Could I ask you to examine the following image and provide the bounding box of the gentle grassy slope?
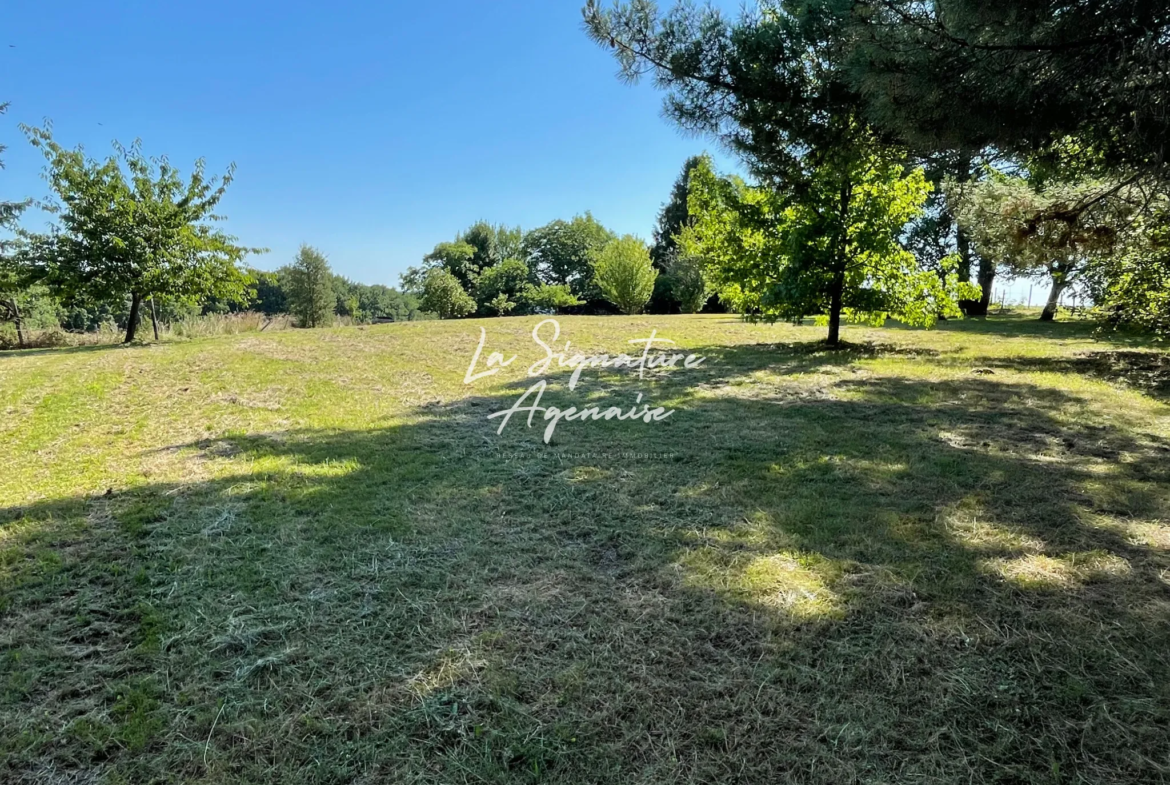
[2,314,1169,783]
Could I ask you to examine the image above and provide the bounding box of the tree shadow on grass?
[923,312,1161,347]
[968,349,1170,403]
[0,341,152,360]
[3,344,1170,783]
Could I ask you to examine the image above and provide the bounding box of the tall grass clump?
[166,311,293,338]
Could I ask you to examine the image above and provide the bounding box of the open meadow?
[2,315,1170,783]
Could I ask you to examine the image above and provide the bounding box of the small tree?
[683,155,975,341]
[419,269,476,319]
[662,250,710,314]
[21,124,259,343]
[646,156,710,313]
[284,245,335,327]
[1093,216,1170,336]
[487,293,516,316]
[593,236,658,315]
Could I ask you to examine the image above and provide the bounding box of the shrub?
[663,251,711,314]
[419,270,476,319]
[593,236,658,315]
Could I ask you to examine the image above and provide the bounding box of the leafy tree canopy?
[474,258,534,315]
[586,0,972,341]
[585,0,870,188]
[682,154,976,335]
[410,221,524,295]
[950,169,1154,320]
[651,155,707,265]
[17,124,261,342]
[1092,215,1170,336]
[521,213,615,299]
[843,0,1170,175]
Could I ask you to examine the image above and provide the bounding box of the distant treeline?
[246,267,422,323]
[0,266,423,348]
[398,162,723,321]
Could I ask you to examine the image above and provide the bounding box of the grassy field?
[2,313,1169,784]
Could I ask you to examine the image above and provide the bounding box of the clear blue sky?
[1,0,738,288]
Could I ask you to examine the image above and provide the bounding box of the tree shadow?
[3,345,1170,783]
[0,341,147,360]
[923,312,1157,346]
[968,349,1170,403]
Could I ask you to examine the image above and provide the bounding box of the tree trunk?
[9,298,25,348]
[826,178,851,347]
[125,292,142,343]
[963,257,996,316]
[1040,277,1067,322]
[952,155,982,316]
[978,259,996,314]
[827,271,844,347]
[149,296,160,341]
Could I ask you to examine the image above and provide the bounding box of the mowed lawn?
[2,314,1170,784]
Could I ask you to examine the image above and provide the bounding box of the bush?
[419,270,477,319]
[592,236,658,315]
[0,325,70,350]
[524,283,582,313]
[663,251,711,314]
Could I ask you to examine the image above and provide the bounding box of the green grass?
[2,313,1169,783]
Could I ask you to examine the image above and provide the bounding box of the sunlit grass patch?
[983,551,1134,589]
[941,504,1048,553]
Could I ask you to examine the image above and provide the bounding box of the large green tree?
[20,125,259,343]
[1092,214,1170,336]
[585,0,972,343]
[417,241,477,292]
[407,221,524,295]
[684,154,972,336]
[461,221,523,272]
[418,268,476,319]
[474,257,535,316]
[521,213,615,302]
[951,172,1147,321]
[651,155,706,266]
[649,155,708,312]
